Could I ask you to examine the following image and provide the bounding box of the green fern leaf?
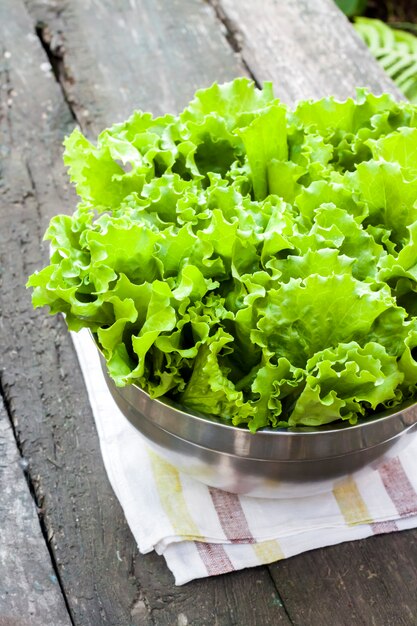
[354,17,417,103]
[334,0,367,18]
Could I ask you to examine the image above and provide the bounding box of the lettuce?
[27,78,417,431]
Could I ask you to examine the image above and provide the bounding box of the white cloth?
[72,329,417,585]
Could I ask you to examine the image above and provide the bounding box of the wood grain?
[25,0,248,132]
[0,399,71,625]
[269,533,417,626]
[0,0,143,623]
[2,1,290,625]
[133,554,291,626]
[213,0,403,104]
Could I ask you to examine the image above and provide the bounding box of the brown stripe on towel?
[209,487,256,543]
[195,542,235,576]
[371,520,399,534]
[378,456,417,517]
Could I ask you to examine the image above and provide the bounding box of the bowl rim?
[90,331,417,439]
[120,376,417,436]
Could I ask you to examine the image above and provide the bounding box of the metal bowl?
[98,351,417,498]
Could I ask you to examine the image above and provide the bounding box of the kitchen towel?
[72,328,417,585]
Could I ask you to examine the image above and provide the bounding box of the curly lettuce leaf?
[28,79,417,430]
[289,342,404,426]
[251,273,404,366]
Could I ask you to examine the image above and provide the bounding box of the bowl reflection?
[98,350,417,498]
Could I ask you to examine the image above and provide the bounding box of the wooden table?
[1,1,416,624]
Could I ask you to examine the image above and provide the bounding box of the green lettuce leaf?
[27,79,417,431]
[289,342,403,426]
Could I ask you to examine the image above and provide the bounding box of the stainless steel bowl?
[98,351,417,498]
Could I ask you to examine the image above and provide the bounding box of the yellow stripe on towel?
[333,476,373,525]
[253,539,285,564]
[148,449,201,539]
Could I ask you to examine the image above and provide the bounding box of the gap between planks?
[0,380,73,626]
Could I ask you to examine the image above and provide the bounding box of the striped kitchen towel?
[72,328,417,585]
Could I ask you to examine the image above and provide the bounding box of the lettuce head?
[27,79,417,431]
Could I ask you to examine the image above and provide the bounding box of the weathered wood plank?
[269,533,417,626]
[132,554,291,626]
[213,0,403,103]
[0,398,72,625]
[0,1,142,624]
[2,1,291,625]
[25,0,248,129]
